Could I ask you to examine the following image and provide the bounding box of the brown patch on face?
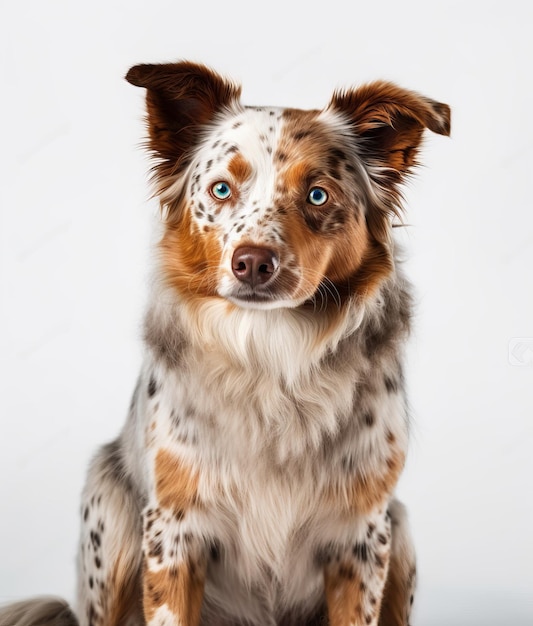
[160,206,222,300]
[227,152,252,184]
[272,107,397,307]
[347,450,405,516]
[280,209,334,292]
[324,564,366,626]
[323,220,371,283]
[154,449,199,512]
[277,173,384,306]
[271,111,363,303]
[283,160,313,192]
[345,239,394,299]
[143,559,206,624]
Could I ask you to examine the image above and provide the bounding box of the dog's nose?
[231,246,278,287]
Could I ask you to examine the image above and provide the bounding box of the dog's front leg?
[324,512,391,626]
[142,448,207,626]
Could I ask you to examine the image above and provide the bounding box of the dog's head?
[126,62,450,311]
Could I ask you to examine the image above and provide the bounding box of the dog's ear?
[329,81,450,248]
[126,61,241,186]
[329,81,450,184]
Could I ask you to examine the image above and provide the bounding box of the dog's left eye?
[211,182,232,200]
[307,187,328,206]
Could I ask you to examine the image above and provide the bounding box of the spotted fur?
[0,61,450,626]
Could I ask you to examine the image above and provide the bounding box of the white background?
[1,1,532,624]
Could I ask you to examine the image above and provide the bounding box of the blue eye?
[308,187,328,206]
[212,181,232,200]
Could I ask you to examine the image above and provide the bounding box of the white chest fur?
[125,292,409,623]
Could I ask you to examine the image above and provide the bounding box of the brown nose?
[231,246,278,287]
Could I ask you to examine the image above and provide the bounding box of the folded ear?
[329,81,450,183]
[126,61,242,187]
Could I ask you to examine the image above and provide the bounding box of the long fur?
[0,61,449,626]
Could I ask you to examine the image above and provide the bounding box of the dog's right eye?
[211,182,232,200]
[307,187,328,206]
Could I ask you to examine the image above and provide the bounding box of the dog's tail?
[0,597,77,626]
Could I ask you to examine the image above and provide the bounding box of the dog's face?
[127,62,450,311]
[161,105,374,310]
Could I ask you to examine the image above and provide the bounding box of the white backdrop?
[1,1,532,624]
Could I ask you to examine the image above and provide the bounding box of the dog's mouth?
[226,287,302,310]
[224,276,308,310]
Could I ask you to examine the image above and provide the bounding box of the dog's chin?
[225,293,306,311]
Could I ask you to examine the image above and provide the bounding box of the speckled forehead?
[193,106,285,175]
[190,106,343,175]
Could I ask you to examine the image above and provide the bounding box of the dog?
[0,61,450,626]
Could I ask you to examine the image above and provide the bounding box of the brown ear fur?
[125,61,241,188]
[329,81,450,180]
